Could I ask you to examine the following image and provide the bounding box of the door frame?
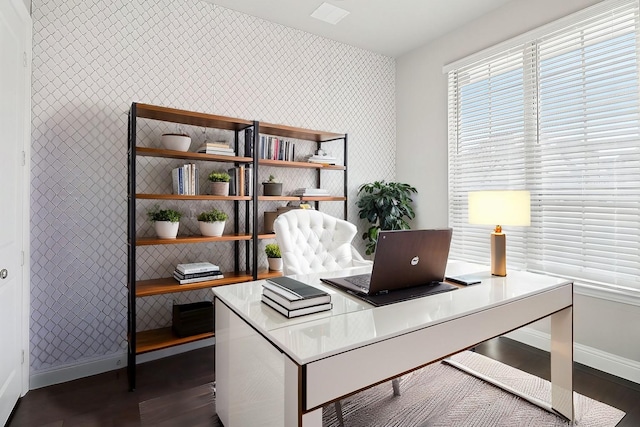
[15,0,31,396]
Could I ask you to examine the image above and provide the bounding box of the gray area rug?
[139,351,625,426]
[323,351,625,427]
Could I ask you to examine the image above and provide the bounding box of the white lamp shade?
[468,190,531,227]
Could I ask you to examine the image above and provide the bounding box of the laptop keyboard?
[343,274,371,291]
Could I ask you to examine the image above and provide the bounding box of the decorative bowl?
[161,133,191,151]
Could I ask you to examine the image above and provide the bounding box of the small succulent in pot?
[262,175,283,196]
[265,243,282,271]
[197,208,229,223]
[147,205,181,239]
[208,171,231,196]
[265,243,281,258]
[208,171,231,182]
[147,205,181,222]
[197,208,228,237]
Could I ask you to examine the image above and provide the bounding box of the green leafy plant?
[197,208,228,223]
[356,181,418,255]
[147,205,181,223]
[208,171,230,182]
[265,243,281,258]
[265,174,278,183]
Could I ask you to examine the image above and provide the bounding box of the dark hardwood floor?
[7,337,640,426]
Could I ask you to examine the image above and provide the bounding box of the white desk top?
[213,261,572,365]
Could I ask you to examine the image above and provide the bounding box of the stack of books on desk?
[173,262,224,284]
[261,276,332,318]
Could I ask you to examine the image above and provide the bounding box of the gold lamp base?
[491,232,506,276]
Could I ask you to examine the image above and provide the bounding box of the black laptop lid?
[367,228,453,294]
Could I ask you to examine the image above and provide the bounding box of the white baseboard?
[506,328,640,385]
[29,338,214,390]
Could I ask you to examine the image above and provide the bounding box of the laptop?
[320,228,457,306]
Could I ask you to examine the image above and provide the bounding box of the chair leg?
[392,377,401,396]
[334,400,345,426]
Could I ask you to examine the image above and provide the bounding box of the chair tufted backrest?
[273,210,370,275]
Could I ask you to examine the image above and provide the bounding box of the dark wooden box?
[172,301,214,338]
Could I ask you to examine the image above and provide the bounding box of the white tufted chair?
[273,209,400,426]
[273,209,371,275]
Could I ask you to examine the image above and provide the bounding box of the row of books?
[261,276,332,318]
[196,142,235,156]
[172,164,199,195]
[259,135,295,161]
[173,262,224,284]
[291,188,330,197]
[228,165,253,196]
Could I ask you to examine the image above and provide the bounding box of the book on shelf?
[175,262,220,274]
[264,276,330,301]
[198,148,236,157]
[199,141,231,149]
[173,269,223,280]
[307,154,338,165]
[173,272,224,284]
[244,128,253,157]
[292,188,330,197]
[172,164,199,195]
[262,287,331,310]
[261,294,332,318]
[259,135,295,161]
[228,166,247,196]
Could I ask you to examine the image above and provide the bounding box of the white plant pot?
[155,221,179,239]
[199,220,225,237]
[210,182,229,196]
[267,257,283,271]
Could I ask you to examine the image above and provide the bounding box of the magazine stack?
[173,262,224,284]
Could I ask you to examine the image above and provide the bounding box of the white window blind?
[448,0,640,294]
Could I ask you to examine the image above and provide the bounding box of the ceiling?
[204,0,514,58]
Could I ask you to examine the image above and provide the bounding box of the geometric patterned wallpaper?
[30,0,395,374]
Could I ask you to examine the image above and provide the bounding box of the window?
[447,0,640,299]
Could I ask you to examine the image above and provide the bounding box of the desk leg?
[284,357,322,427]
[550,306,574,422]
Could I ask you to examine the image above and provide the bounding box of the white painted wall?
[396,0,640,382]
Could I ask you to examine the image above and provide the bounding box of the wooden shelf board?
[134,103,252,131]
[135,146,253,164]
[259,122,344,142]
[257,269,284,279]
[258,233,276,239]
[136,193,252,201]
[136,327,214,354]
[136,271,257,296]
[137,233,252,246]
[259,159,345,170]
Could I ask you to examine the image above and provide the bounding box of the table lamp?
[468,190,531,276]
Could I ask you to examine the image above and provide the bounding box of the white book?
[175,262,220,274]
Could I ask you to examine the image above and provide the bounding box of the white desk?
[213,261,573,426]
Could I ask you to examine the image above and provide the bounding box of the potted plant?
[265,243,283,271]
[262,175,283,196]
[147,205,182,239]
[197,208,229,237]
[356,181,418,255]
[208,171,231,196]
